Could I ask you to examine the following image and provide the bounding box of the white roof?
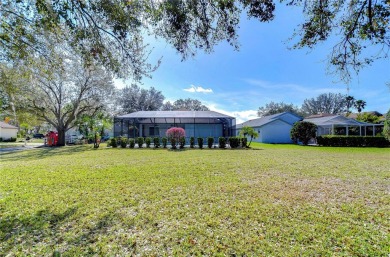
[304,115,374,126]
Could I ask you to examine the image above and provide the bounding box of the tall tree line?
[257,93,368,117]
[115,84,209,114]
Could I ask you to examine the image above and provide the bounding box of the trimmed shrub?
[384,109,390,140]
[229,137,240,148]
[290,121,317,145]
[129,138,135,148]
[240,137,247,148]
[207,137,214,148]
[218,137,226,149]
[110,138,118,148]
[170,138,177,149]
[153,137,160,148]
[166,127,185,149]
[197,137,204,149]
[120,137,128,148]
[137,137,144,148]
[145,137,152,148]
[190,137,195,148]
[179,137,186,149]
[162,137,168,148]
[316,136,389,147]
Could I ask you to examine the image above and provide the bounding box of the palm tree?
[354,100,366,113]
[239,126,259,147]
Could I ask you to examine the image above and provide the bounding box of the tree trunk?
[57,128,66,146]
[248,136,253,147]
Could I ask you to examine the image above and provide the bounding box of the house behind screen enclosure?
[114,111,236,140]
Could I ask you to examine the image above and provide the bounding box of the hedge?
[316,136,389,147]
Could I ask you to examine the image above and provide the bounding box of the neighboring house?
[304,114,383,136]
[236,112,302,144]
[0,121,18,140]
[114,111,236,140]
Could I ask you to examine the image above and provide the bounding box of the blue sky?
[115,5,390,123]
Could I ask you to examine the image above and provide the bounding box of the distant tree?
[161,101,175,111]
[162,98,209,111]
[356,113,381,124]
[345,96,356,114]
[75,112,112,144]
[290,121,317,146]
[354,100,366,113]
[383,109,390,141]
[301,93,347,115]
[239,126,259,147]
[0,87,9,113]
[116,85,165,114]
[257,101,302,117]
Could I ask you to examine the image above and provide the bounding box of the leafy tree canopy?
[257,101,302,117]
[162,98,209,111]
[301,93,348,116]
[290,121,317,146]
[1,0,388,81]
[4,40,116,146]
[0,0,275,79]
[116,84,165,114]
[289,0,390,81]
[356,112,381,124]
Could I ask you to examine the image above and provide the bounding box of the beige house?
[0,121,18,140]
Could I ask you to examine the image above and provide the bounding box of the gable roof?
[0,121,18,129]
[237,112,302,128]
[117,111,234,119]
[304,115,375,126]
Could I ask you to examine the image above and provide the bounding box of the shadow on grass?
[0,145,94,162]
[0,206,122,255]
[0,207,78,253]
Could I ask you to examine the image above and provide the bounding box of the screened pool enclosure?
[114,111,236,141]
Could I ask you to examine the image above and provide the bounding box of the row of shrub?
[316,136,390,147]
[107,136,248,149]
[0,137,17,142]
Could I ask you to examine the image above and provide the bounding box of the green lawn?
[0,144,389,256]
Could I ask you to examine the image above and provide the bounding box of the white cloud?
[184,85,213,94]
[206,102,258,124]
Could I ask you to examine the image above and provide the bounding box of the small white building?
[236,112,302,144]
[0,121,18,140]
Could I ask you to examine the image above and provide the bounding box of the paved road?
[0,143,44,153]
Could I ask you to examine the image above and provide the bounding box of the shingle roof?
[304,115,374,126]
[117,111,234,119]
[237,112,301,128]
[0,121,18,129]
